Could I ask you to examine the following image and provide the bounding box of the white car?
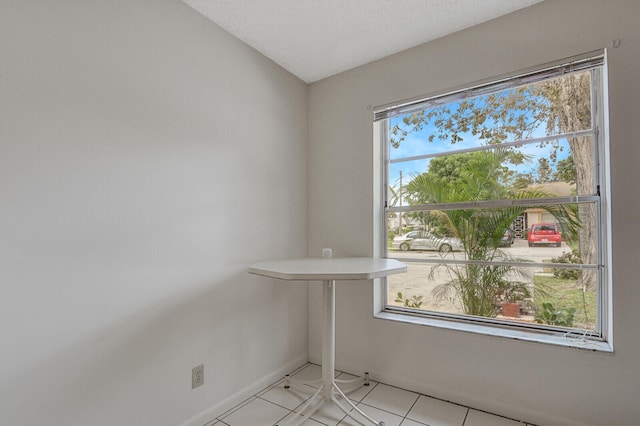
[392,231,463,252]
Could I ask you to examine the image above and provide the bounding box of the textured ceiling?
[183,0,544,83]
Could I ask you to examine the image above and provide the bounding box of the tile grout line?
[215,395,256,421]
[461,406,470,426]
[401,393,422,425]
[209,362,536,426]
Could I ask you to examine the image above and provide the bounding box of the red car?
[527,223,562,247]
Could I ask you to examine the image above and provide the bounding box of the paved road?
[387,239,569,314]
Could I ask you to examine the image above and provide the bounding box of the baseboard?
[179,353,308,426]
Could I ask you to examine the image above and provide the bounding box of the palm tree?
[405,149,578,317]
[392,70,598,290]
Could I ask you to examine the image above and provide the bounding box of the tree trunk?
[552,72,596,290]
[568,136,596,290]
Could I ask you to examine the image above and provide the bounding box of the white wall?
[308,1,640,425]
[0,1,308,425]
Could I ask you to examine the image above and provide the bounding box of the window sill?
[375,309,613,352]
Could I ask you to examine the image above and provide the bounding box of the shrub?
[395,292,423,309]
[552,249,581,280]
[535,302,576,327]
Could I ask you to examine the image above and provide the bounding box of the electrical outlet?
[192,364,204,389]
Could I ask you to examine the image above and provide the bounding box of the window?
[374,52,611,350]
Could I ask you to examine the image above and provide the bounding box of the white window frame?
[373,51,613,351]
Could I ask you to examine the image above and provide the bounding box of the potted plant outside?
[499,283,532,318]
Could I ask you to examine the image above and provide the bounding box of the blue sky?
[387,113,572,189]
[385,82,584,190]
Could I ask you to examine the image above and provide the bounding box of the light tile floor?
[205,364,536,426]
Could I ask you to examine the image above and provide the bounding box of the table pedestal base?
[277,373,384,426]
[276,280,385,426]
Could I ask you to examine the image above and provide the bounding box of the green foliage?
[406,150,512,207]
[406,149,579,248]
[390,72,591,153]
[535,302,576,327]
[390,71,596,287]
[419,152,527,190]
[404,149,579,318]
[553,155,576,184]
[395,292,423,309]
[552,249,582,280]
[431,262,532,317]
[535,157,553,183]
[512,172,534,189]
[533,274,596,330]
[390,72,592,318]
[500,280,532,303]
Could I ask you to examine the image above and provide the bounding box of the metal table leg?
[277,280,385,426]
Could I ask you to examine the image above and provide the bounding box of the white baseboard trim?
[179,354,308,426]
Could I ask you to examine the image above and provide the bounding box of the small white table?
[249,257,407,426]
